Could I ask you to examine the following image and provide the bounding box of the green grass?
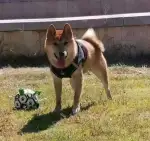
[0,66,150,141]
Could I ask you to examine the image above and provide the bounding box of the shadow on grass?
[21,102,95,133]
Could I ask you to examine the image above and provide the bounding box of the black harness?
[50,41,87,78]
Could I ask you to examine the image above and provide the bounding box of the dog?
[44,23,112,115]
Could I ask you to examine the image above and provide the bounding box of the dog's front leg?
[71,69,83,115]
[52,73,62,113]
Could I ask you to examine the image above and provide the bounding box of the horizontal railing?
[0,12,150,31]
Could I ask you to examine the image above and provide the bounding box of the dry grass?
[0,65,150,141]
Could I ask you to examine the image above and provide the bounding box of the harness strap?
[72,41,87,67]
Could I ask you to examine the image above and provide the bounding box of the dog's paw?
[108,96,112,100]
[107,90,112,100]
[72,105,80,115]
[53,106,61,113]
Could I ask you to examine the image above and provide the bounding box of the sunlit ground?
[0,65,150,141]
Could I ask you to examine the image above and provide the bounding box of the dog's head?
[44,23,77,68]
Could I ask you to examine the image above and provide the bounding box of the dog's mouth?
[54,52,67,68]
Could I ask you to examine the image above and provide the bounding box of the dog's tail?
[82,28,105,52]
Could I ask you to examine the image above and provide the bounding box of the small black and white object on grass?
[14,88,41,110]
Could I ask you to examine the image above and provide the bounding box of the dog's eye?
[53,42,58,46]
[64,42,68,45]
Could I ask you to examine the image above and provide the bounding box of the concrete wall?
[0,0,150,66]
[0,25,150,66]
[0,0,150,19]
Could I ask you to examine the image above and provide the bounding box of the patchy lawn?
[0,65,150,141]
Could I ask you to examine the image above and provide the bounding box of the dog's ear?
[62,23,73,40]
[46,24,56,41]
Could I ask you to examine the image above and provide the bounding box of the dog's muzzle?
[54,51,68,60]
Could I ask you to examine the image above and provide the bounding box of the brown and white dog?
[44,23,112,115]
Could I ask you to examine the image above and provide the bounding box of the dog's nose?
[59,52,65,57]
[59,51,67,58]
